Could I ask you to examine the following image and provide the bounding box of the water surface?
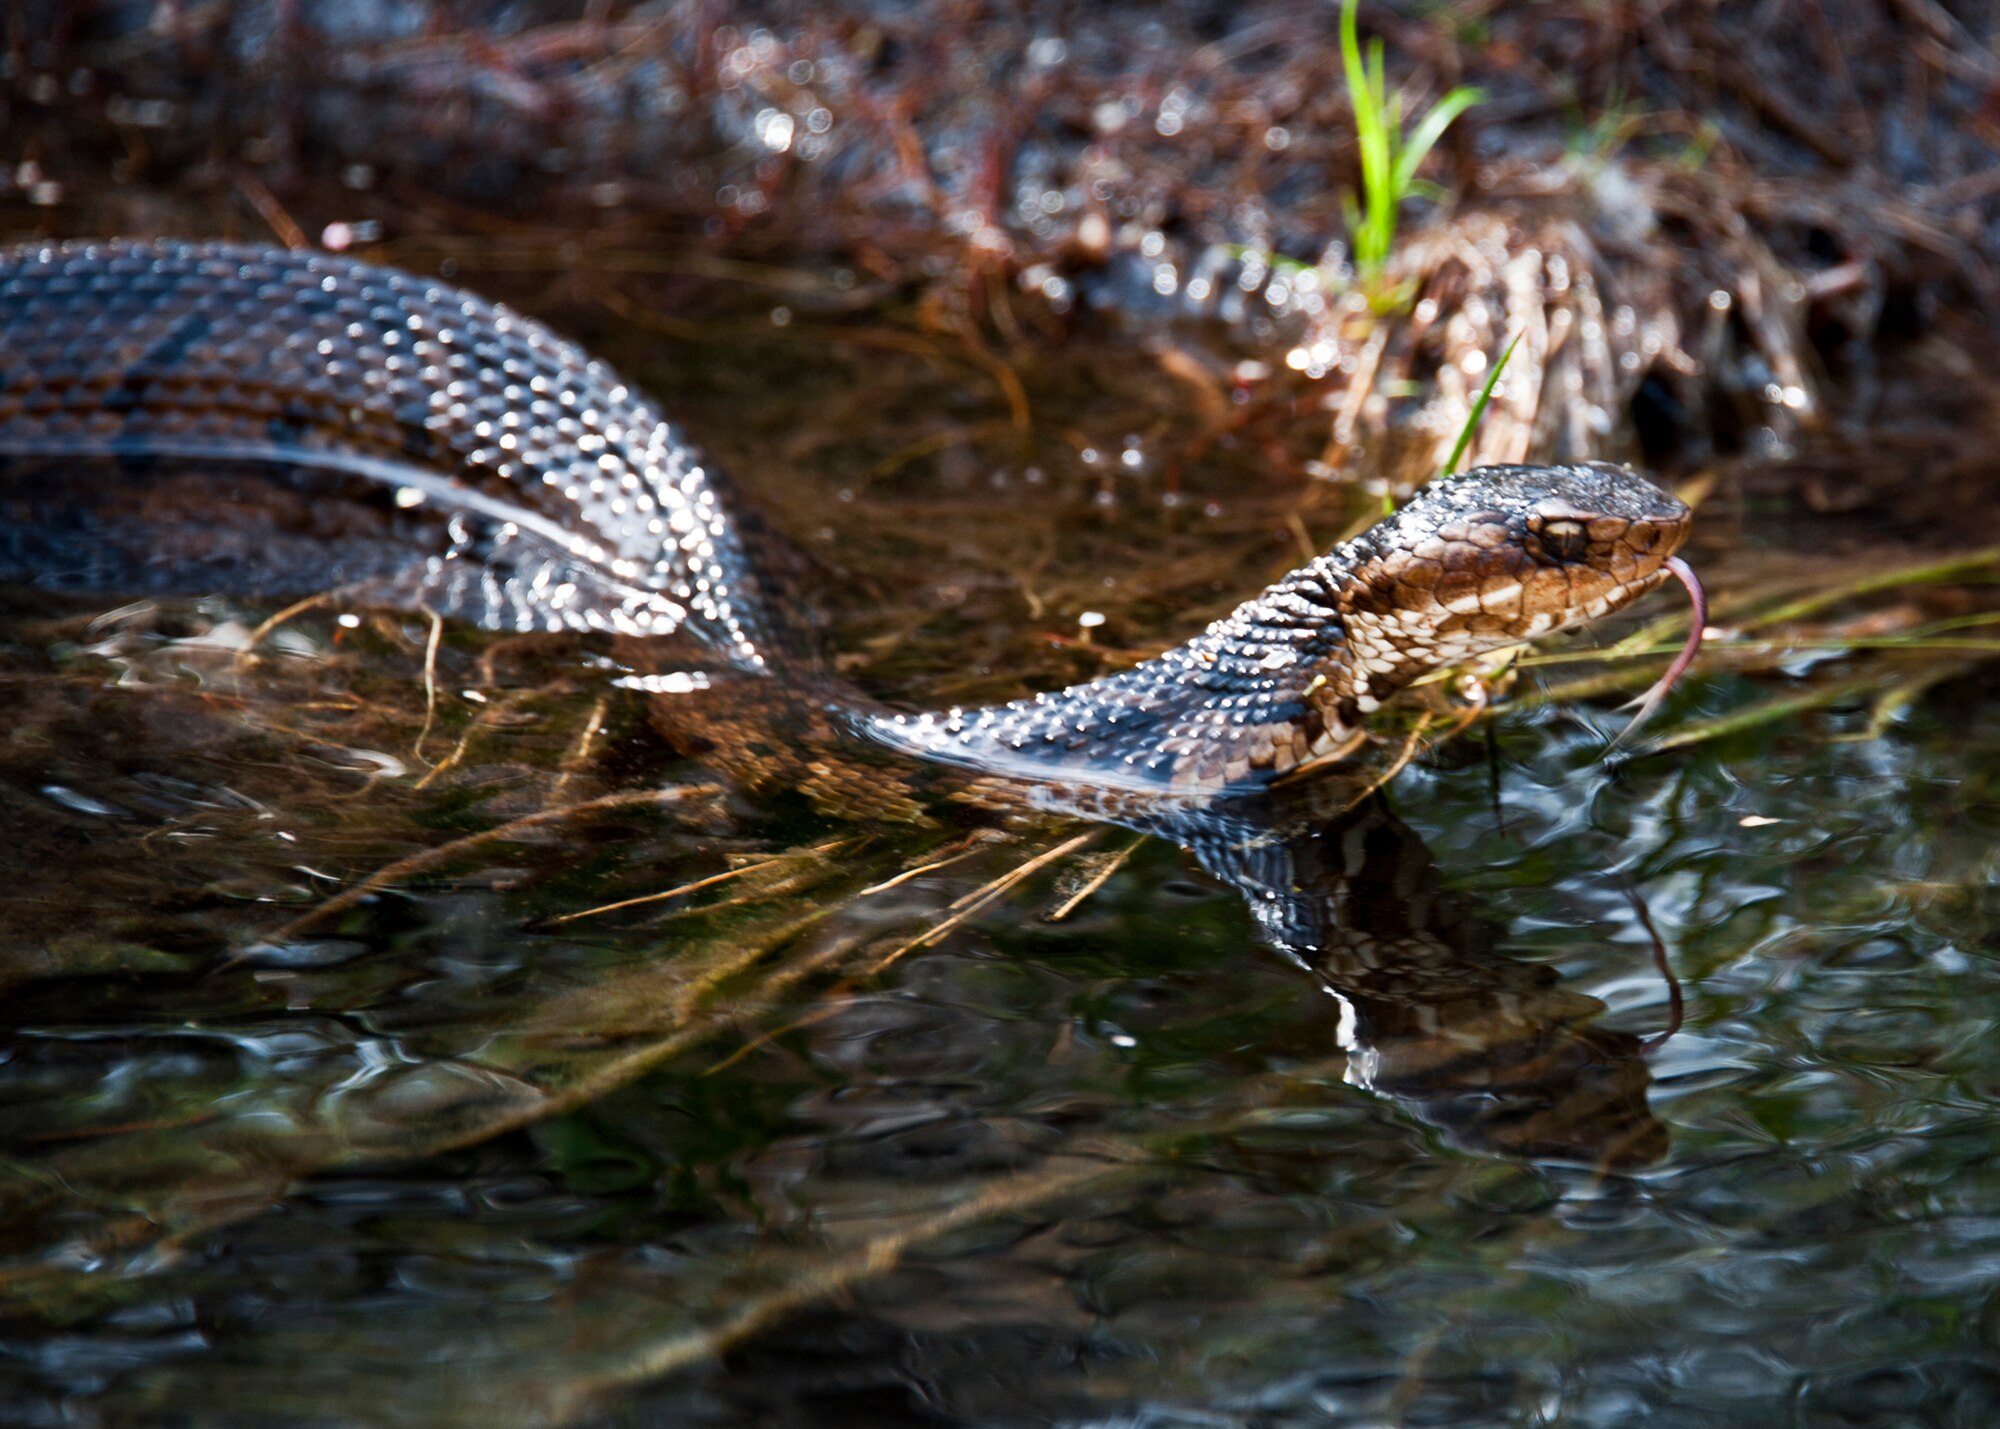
[0,289,1995,1429]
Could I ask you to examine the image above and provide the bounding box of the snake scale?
[0,240,1696,793]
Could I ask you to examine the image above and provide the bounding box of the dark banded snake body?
[0,239,1696,795]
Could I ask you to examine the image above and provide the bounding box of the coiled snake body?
[0,240,1694,793]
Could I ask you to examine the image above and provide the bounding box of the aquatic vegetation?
[1520,542,2000,754]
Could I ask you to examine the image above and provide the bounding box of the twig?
[1045,835,1147,922]
[542,840,851,927]
[223,785,716,962]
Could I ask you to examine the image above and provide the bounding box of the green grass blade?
[1639,677,1884,753]
[1393,86,1483,197]
[1340,0,1371,134]
[1747,546,2000,628]
[1440,330,1521,479]
[1337,0,1479,306]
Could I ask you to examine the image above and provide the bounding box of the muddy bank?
[4,0,1997,494]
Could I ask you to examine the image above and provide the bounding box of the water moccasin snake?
[0,239,1699,792]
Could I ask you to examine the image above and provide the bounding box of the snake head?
[1327,462,1693,712]
[872,461,1695,794]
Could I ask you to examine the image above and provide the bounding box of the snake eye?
[1537,517,1590,563]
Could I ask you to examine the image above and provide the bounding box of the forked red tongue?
[1611,555,1706,747]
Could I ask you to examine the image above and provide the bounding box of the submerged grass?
[1498,543,2000,751]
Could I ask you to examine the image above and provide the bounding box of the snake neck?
[865,553,1423,792]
